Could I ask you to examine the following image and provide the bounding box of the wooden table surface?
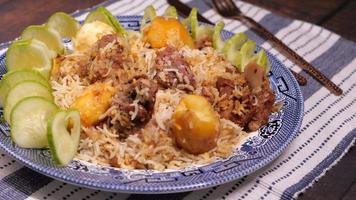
[0,0,355,199]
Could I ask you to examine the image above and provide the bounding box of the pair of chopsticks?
[167,0,343,95]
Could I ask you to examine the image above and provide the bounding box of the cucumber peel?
[164,6,178,19]
[222,32,248,65]
[255,49,271,74]
[213,22,225,52]
[4,80,53,123]
[238,40,256,72]
[47,109,81,166]
[187,8,199,39]
[47,12,81,39]
[21,25,64,57]
[184,7,214,42]
[5,39,53,78]
[0,69,50,106]
[85,7,126,36]
[190,8,213,40]
[140,5,157,31]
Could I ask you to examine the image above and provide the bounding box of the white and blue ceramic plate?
[0,16,303,193]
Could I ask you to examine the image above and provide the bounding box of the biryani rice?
[51,33,261,171]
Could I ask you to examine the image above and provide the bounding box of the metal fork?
[212,0,343,96]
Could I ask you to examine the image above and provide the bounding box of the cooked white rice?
[51,34,248,171]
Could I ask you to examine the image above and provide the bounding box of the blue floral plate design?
[0,16,303,193]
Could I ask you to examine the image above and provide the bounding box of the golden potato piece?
[144,16,195,49]
[171,95,220,154]
[74,21,115,53]
[71,82,114,127]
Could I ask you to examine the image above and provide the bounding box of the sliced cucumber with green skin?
[196,26,214,42]
[11,97,58,148]
[222,32,248,64]
[99,7,127,36]
[0,69,50,106]
[213,22,225,52]
[188,8,199,39]
[47,110,81,166]
[255,49,271,74]
[4,80,53,123]
[140,5,157,31]
[85,8,112,26]
[47,12,81,39]
[5,39,52,78]
[238,40,257,72]
[164,6,178,19]
[85,7,126,36]
[21,25,64,56]
[183,7,213,43]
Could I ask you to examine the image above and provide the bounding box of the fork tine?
[225,0,239,11]
[213,0,229,16]
[213,0,239,17]
[212,0,221,13]
[222,0,231,12]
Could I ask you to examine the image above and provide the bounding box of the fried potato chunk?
[144,16,195,49]
[74,21,115,53]
[171,95,220,154]
[71,82,114,126]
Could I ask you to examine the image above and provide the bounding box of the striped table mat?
[0,0,355,199]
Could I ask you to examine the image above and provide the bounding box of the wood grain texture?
[298,147,356,200]
[0,0,102,43]
[243,0,349,24]
[342,182,356,200]
[323,0,356,42]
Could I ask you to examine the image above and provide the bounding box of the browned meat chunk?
[79,34,128,83]
[214,76,275,131]
[247,80,275,130]
[154,46,195,91]
[216,77,234,97]
[97,34,117,49]
[130,77,159,110]
[109,77,159,138]
[201,86,215,104]
[114,97,150,124]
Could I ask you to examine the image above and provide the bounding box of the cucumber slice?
[21,25,64,56]
[213,22,225,52]
[183,7,213,43]
[98,7,126,36]
[4,80,53,123]
[222,32,248,64]
[188,8,199,39]
[140,5,157,31]
[47,110,81,166]
[0,69,50,106]
[238,40,257,72]
[74,21,115,53]
[164,6,178,19]
[85,7,112,25]
[5,39,52,78]
[85,7,126,36]
[11,97,58,148]
[196,26,214,42]
[47,12,81,39]
[255,49,271,74]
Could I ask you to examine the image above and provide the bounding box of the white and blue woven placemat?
[0,0,355,199]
